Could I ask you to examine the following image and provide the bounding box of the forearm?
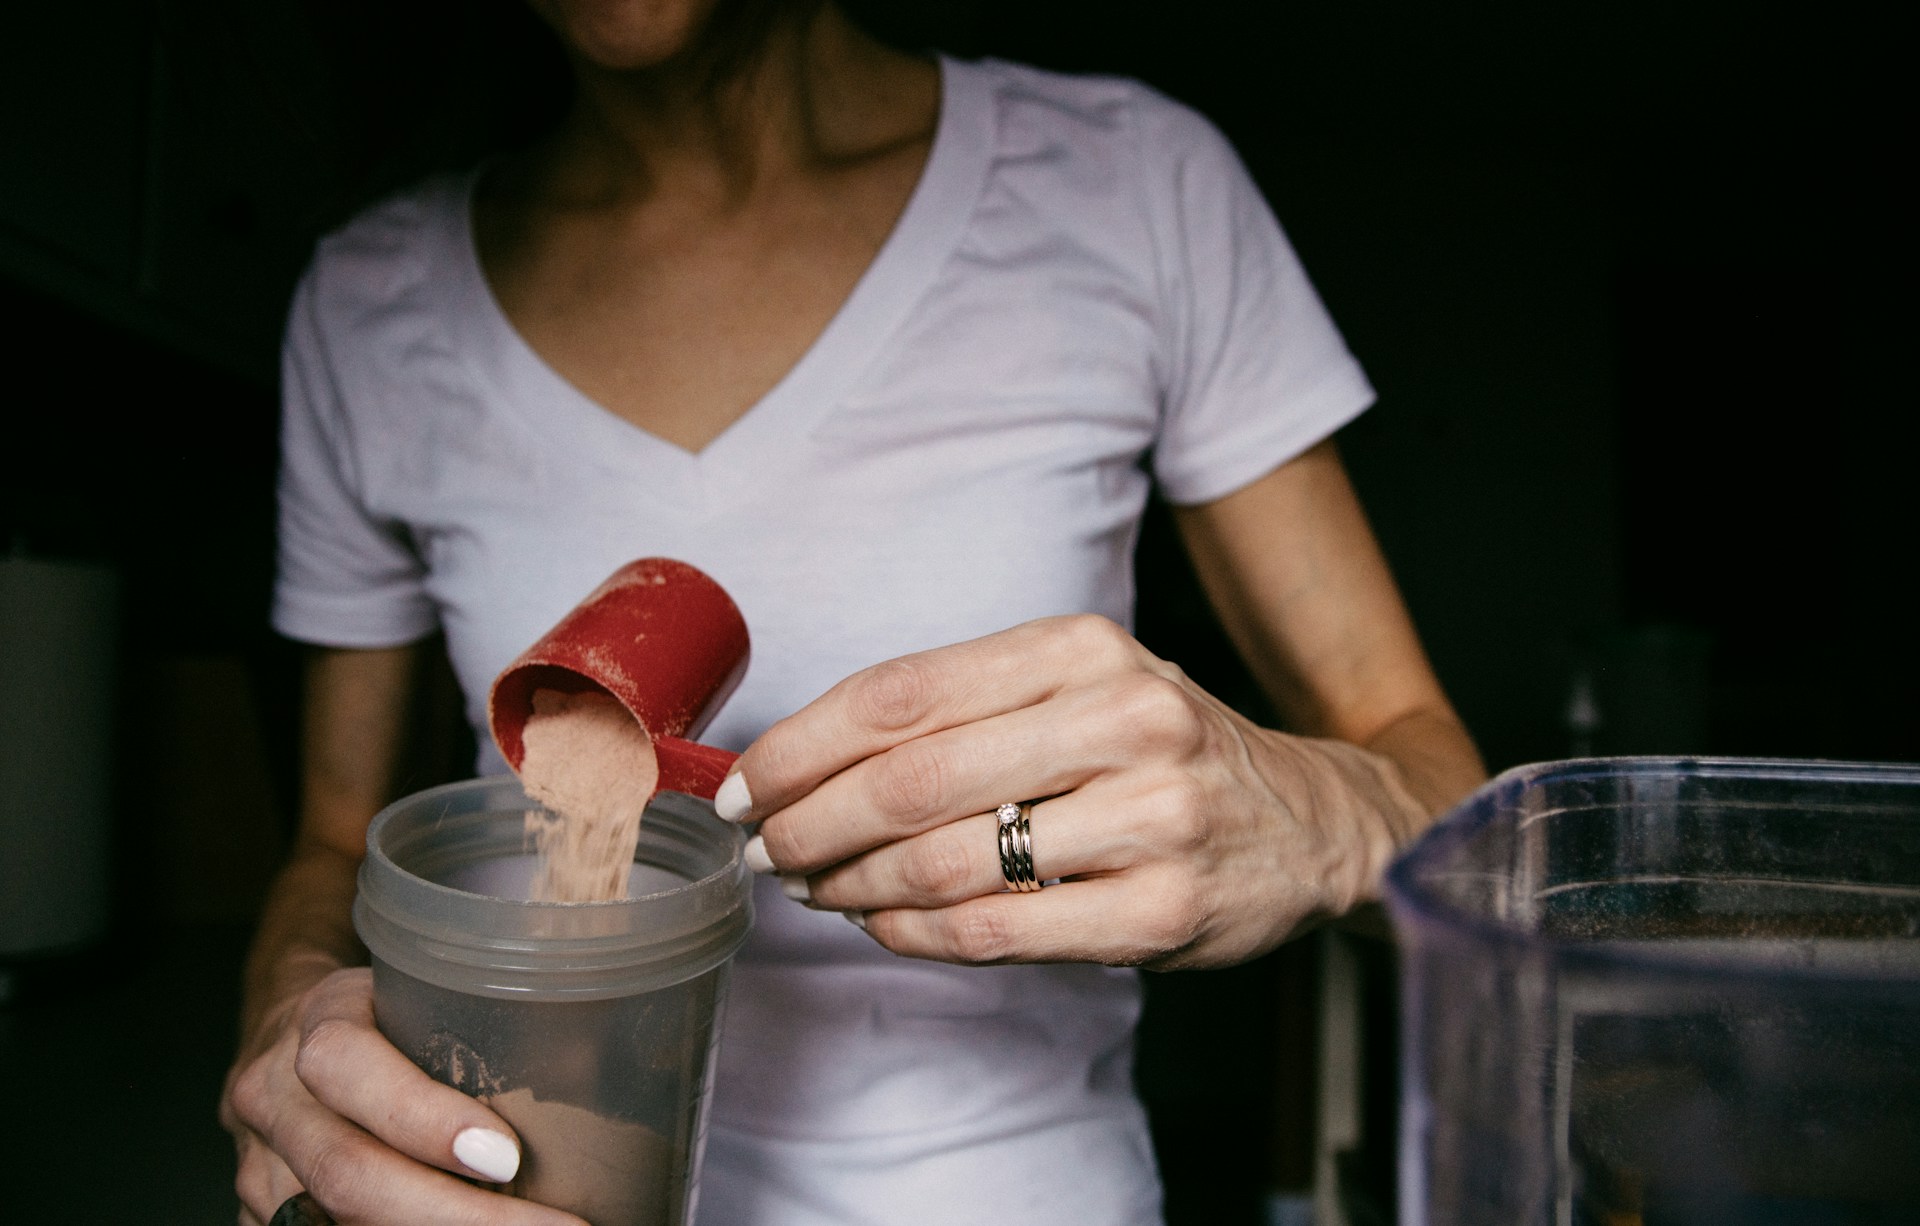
[238,643,424,1052]
[1171,445,1487,910]
[238,842,365,1052]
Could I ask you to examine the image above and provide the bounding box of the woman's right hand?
[221,966,582,1226]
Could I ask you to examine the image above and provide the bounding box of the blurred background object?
[0,553,120,977]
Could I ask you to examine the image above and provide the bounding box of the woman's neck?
[532,4,935,210]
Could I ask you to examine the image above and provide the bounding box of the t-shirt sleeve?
[270,269,439,647]
[1143,98,1374,506]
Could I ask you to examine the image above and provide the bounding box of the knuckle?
[1149,655,1192,685]
[1112,672,1199,746]
[758,822,815,873]
[293,1016,354,1088]
[1058,613,1136,670]
[871,741,951,822]
[747,716,800,790]
[948,905,1018,963]
[295,982,338,1036]
[228,1061,269,1128]
[901,834,975,900]
[851,657,936,732]
[301,1134,370,1216]
[751,714,819,807]
[1160,881,1207,946]
[1139,877,1206,956]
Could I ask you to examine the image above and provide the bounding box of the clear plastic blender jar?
[1384,757,1920,1224]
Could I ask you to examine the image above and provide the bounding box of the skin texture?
[223,4,1486,1221]
[737,439,1484,967]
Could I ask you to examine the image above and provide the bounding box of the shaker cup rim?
[355,779,753,1000]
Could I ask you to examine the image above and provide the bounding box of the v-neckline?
[442,55,991,504]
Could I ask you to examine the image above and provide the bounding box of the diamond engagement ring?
[996,801,1042,892]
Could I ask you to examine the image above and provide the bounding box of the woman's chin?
[529,0,726,71]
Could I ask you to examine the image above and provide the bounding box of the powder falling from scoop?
[518,688,660,902]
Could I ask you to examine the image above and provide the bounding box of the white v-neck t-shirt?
[274,55,1373,1226]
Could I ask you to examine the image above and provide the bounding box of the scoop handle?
[655,737,740,802]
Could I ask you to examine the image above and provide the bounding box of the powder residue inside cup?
[518,688,660,902]
[488,1086,672,1224]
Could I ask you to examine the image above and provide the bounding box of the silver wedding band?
[996,801,1043,892]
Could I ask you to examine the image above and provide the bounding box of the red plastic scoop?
[488,557,750,801]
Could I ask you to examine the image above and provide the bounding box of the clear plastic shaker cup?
[355,557,755,1225]
[356,781,750,1226]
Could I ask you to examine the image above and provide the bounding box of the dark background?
[0,1,1910,1222]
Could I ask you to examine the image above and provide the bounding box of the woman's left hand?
[716,614,1434,970]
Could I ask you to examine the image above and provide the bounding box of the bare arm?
[1172,437,1485,824]
[235,645,421,1059]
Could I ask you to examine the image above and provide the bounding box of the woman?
[222,1,1485,1223]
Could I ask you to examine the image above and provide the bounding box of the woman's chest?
[473,170,925,456]
[359,197,1172,731]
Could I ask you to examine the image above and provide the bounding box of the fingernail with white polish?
[744,834,775,874]
[453,1126,520,1183]
[779,874,811,903]
[714,772,753,822]
[844,910,867,930]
